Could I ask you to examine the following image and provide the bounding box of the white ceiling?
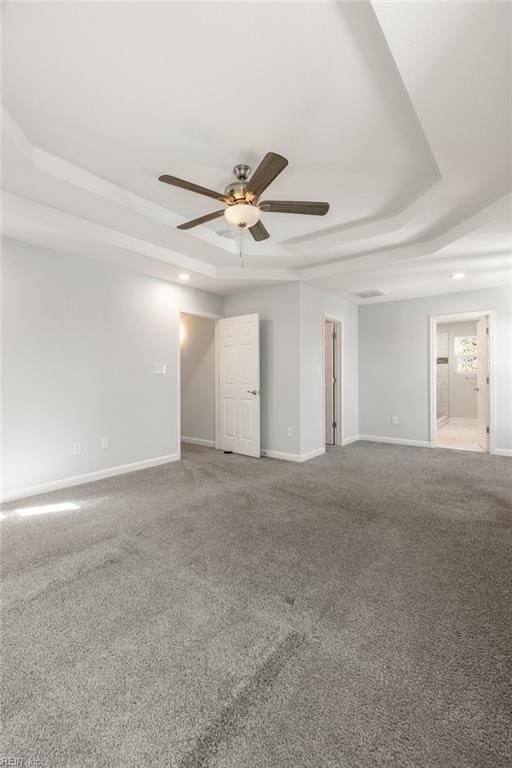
[2,1,511,302]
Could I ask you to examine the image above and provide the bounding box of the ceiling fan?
[158,152,329,241]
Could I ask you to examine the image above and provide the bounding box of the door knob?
[247,389,259,395]
[473,387,480,391]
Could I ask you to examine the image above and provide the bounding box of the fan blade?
[246,153,288,200]
[177,209,225,230]
[259,200,329,215]
[159,174,230,203]
[249,220,270,241]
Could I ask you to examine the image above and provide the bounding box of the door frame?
[429,309,496,454]
[177,309,221,460]
[322,314,344,446]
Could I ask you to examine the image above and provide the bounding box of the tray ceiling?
[2,1,511,301]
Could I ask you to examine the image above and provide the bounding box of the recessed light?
[178,273,190,281]
[450,272,466,280]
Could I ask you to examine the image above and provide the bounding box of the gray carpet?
[1,442,511,767]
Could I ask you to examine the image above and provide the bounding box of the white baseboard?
[261,450,300,462]
[181,436,215,448]
[0,453,180,504]
[337,433,510,457]
[261,446,325,463]
[358,435,431,448]
[342,434,360,446]
[300,446,326,462]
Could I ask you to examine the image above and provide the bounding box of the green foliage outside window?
[454,336,478,373]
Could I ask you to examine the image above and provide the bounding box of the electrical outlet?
[72,442,82,455]
[287,427,295,437]
[101,436,110,451]
[391,416,398,425]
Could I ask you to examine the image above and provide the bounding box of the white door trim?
[429,309,496,455]
[322,314,344,446]
[215,319,220,450]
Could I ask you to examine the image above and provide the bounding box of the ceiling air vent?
[350,289,386,300]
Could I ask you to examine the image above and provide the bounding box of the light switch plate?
[154,363,167,375]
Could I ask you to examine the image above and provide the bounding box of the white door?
[218,313,260,457]
[324,321,335,445]
[476,316,490,452]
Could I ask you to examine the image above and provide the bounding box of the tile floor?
[436,418,486,453]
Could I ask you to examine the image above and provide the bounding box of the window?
[454,336,478,373]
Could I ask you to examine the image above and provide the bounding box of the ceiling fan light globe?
[224,203,261,228]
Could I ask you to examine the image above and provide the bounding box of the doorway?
[179,311,261,459]
[324,317,342,446]
[180,312,217,449]
[430,311,493,453]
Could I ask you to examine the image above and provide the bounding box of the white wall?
[180,313,216,445]
[1,238,223,499]
[3,239,509,503]
[437,321,478,419]
[359,286,512,453]
[299,284,359,454]
[223,283,302,456]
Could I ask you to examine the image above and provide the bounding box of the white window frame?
[453,334,478,375]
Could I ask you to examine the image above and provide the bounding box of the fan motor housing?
[224,181,247,200]
[224,164,252,201]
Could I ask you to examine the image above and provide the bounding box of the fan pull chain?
[239,226,244,268]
